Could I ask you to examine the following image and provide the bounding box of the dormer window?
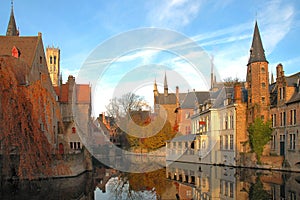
[11,46,20,58]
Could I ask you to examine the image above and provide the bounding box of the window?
[220,181,224,194]
[290,191,296,200]
[290,133,296,150]
[262,96,265,103]
[54,56,57,64]
[261,67,265,73]
[224,115,228,130]
[202,140,206,149]
[229,182,234,198]
[225,135,229,150]
[220,136,223,150]
[230,115,234,129]
[294,110,297,125]
[280,112,286,126]
[225,181,228,196]
[290,109,297,125]
[70,142,73,149]
[230,135,233,150]
[39,56,42,64]
[272,114,277,127]
[272,135,276,150]
[77,142,81,149]
[262,82,266,88]
[50,56,52,64]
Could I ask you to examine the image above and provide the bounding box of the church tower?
[46,47,60,86]
[246,21,270,124]
[6,1,19,36]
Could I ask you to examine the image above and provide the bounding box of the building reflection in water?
[2,160,300,200]
[166,161,300,200]
[0,172,94,200]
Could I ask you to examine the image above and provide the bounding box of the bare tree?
[223,77,241,87]
[105,92,148,119]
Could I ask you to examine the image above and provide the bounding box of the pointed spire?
[248,21,267,65]
[271,71,274,84]
[210,55,214,90]
[164,71,168,96]
[6,0,18,36]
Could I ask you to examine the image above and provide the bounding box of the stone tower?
[46,47,60,86]
[246,21,270,124]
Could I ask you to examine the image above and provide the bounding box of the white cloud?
[147,0,202,29]
[189,0,295,81]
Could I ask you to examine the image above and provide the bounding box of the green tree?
[248,118,273,162]
[249,178,271,200]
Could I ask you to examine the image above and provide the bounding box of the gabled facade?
[270,64,300,168]
[54,75,92,154]
[153,74,186,128]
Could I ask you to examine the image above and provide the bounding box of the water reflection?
[0,172,94,200]
[165,162,300,200]
[1,159,300,199]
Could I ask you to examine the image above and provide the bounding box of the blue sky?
[1,0,300,115]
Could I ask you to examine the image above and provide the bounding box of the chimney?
[234,84,242,104]
[176,86,179,107]
[276,63,284,78]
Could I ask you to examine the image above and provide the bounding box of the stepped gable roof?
[0,36,40,68]
[248,21,268,65]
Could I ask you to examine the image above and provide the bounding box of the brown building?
[270,64,300,168]
[153,73,186,128]
[0,5,61,153]
[246,21,270,124]
[54,75,92,154]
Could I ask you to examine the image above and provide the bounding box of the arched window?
[50,56,52,64]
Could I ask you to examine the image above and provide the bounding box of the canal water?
[1,160,300,200]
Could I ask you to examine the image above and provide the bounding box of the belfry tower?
[46,47,60,86]
[246,21,270,124]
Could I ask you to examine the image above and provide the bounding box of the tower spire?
[164,71,168,96]
[6,0,18,36]
[248,21,267,65]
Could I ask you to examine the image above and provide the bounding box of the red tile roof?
[54,84,69,103]
[76,84,91,104]
[0,36,40,68]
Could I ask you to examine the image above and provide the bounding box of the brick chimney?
[176,86,179,107]
[234,84,242,104]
